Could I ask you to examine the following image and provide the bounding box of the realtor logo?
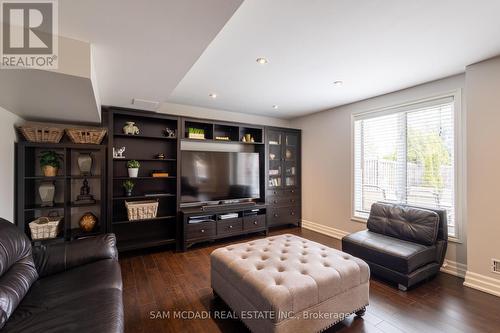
[1,0,58,69]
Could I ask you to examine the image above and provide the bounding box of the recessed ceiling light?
[256,57,268,64]
[333,80,344,87]
[272,105,279,109]
[209,93,217,99]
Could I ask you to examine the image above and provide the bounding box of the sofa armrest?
[33,234,118,278]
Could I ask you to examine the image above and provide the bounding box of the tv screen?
[181,151,260,205]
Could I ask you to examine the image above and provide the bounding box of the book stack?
[151,170,169,177]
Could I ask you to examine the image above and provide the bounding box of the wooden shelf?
[25,176,66,180]
[113,176,176,180]
[113,158,176,162]
[113,193,176,200]
[114,133,177,141]
[70,228,102,239]
[25,203,65,211]
[117,238,176,251]
[112,215,177,225]
[181,138,263,145]
[68,175,101,179]
[70,200,101,208]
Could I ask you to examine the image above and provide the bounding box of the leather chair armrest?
[33,234,118,278]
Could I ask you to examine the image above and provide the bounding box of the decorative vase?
[77,153,93,175]
[128,168,139,178]
[123,122,139,135]
[125,189,132,197]
[42,165,58,177]
[79,212,97,232]
[39,182,55,207]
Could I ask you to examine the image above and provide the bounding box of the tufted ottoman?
[210,234,370,333]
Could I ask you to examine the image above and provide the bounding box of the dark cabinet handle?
[291,212,295,216]
[273,191,277,195]
[229,225,233,229]
[291,190,295,193]
[200,229,205,233]
[253,221,258,225]
[273,200,278,204]
[274,213,278,217]
[290,199,295,203]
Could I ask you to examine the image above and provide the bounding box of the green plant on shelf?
[126,160,140,168]
[187,127,205,135]
[39,151,63,169]
[122,180,134,191]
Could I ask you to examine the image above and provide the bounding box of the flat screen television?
[181,151,260,205]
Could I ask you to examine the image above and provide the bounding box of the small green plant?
[39,151,63,169]
[122,180,135,191]
[188,127,205,135]
[127,160,140,169]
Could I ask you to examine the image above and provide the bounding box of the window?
[353,95,460,238]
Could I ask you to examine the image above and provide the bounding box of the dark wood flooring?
[120,227,500,333]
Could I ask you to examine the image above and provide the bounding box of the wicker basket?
[19,126,64,143]
[29,212,62,240]
[125,200,159,221]
[66,127,107,144]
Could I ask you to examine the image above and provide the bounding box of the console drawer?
[268,195,299,207]
[243,214,266,231]
[268,206,301,226]
[218,218,243,236]
[283,188,299,197]
[186,221,216,241]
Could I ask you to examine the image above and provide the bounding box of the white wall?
[290,74,467,268]
[0,107,23,222]
[464,56,500,296]
[160,102,291,128]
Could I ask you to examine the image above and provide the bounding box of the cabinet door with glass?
[267,129,283,189]
[283,131,299,188]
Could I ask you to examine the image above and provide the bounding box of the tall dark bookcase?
[103,107,180,251]
[16,141,106,243]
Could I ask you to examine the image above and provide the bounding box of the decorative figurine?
[123,121,140,135]
[155,153,166,160]
[163,128,176,138]
[113,146,126,159]
[79,212,97,232]
[73,177,96,205]
[39,181,55,207]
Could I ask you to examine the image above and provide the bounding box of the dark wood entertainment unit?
[100,106,301,251]
[179,203,268,251]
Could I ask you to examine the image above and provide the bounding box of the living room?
[1,1,499,332]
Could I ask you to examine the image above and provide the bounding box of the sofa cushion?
[342,230,437,274]
[367,203,439,246]
[3,259,123,333]
[0,219,38,329]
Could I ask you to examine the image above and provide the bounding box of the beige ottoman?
[211,234,370,333]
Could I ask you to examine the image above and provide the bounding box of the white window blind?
[353,97,457,237]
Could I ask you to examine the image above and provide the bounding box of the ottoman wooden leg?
[355,307,366,317]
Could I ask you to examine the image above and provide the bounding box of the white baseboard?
[464,271,500,297]
[301,219,349,240]
[440,259,467,278]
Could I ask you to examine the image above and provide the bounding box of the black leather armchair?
[342,202,448,291]
[0,218,124,332]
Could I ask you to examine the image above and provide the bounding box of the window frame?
[350,90,465,243]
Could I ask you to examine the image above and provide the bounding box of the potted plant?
[122,180,134,197]
[127,160,140,178]
[39,151,63,177]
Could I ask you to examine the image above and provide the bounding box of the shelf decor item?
[123,122,140,135]
[123,180,134,197]
[127,160,140,177]
[113,146,126,159]
[19,125,64,143]
[187,127,205,139]
[39,150,63,177]
[66,127,107,144]
[151,170,169,177]
[77,153,93,175]
[39,181,56,207]
[79,212,97,232]
[215,136,230,141]
[155,153,166,160]
[125,200,159,221]
[163,128,176,138]
[29,212,63,240]
[73,177,96,205]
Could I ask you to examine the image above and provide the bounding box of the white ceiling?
[57,0,243,111]
[168,0,500,119]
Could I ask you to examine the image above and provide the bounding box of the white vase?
[39,182,55,207]
[77,153,93,175]
[128,168,139,178]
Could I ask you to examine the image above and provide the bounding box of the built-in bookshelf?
[103,107,179,251]
[16,142,106,243]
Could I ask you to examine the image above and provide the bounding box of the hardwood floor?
[120,227,500,333]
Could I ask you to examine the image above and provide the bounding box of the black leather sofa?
[0,218,124,332]
[342,202,448,291]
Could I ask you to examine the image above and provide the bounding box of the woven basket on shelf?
[29,212,63,240]
[125,200,159,221]
[19,126,64,143]
[66,127,107,144]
